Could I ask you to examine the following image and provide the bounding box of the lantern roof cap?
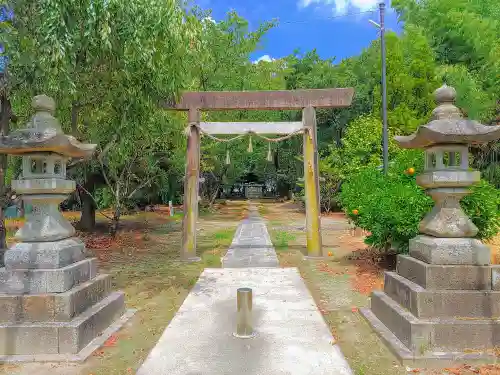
[0,95,96,158]
[394,84,500,149]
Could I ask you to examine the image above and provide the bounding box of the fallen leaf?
[103,334,118,347]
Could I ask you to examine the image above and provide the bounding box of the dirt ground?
[1,200,500,375]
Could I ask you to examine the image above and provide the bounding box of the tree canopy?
[0,0,498,236]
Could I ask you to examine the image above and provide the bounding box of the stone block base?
[383,272,500,318]
[360,308,500,368]
[370,290,500,353]
[409,235,490,265]
[0,258,97,294]
[0,274,112,323]
[0,291,125,355]
[363,255,500,367]
[397,255,493,290]
[5,237,86,269]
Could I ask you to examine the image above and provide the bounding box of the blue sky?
[195,0,402,63]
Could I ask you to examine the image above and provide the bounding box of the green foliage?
[4,0,201,223]
[94,187,115,210]
[3,0,500,244]
[392,0,499,118]
[318,158,341,213]
[326,115,400,180]
[462,180,500,240]
[273,231,296,249]
[340,150,500,252]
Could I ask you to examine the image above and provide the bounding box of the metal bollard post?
[168,200,174,216]
[233,287,255,338]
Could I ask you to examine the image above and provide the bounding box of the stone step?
[360,307,499,368]
[396,255,493,290]
[58,291,125,354]
[0,258,97,294]
[370,290,500,353]
[384,271,500,318]
[0,274,112,323]
[0,291,125,355]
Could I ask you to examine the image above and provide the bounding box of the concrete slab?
[222,212,279,268]
[137,268,353,375]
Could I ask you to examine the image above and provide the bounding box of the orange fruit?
[327,251,333,257]
[407,167,415,175]
[352,209,359,215]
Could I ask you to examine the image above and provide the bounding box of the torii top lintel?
[161,88,355,111]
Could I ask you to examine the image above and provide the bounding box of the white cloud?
[298,0,379,15]
[253,55,275,64]
[202,16,216,24]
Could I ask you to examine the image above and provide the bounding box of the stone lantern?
[0,95,130,360]
[361,85,500,367]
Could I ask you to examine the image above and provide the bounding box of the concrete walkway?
[137,203,353,375]
[222,205,279,268]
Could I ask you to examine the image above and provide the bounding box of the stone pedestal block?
[409,235,490,266]
[0,292,125,355]
[0,274,112,323]
[397,255,492,290]
[0,258,97,294]
[361,255,500,367]
[384,271,500,318]
[368,290,500,353]
[5,237,86,269]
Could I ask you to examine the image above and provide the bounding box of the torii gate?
[162,88,354,261]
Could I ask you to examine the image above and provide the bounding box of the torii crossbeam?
[162,88,354,261]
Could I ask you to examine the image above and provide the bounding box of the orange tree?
[340,149,500,253]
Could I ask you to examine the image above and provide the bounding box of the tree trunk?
[209,184,221,207]
[110,206,120,238]
[80,194,96,231]
[78,175,98,231]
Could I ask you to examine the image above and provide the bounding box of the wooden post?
[302,106,323,258]
[181,108,202,262]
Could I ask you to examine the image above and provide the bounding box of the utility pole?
[380,1,389,175]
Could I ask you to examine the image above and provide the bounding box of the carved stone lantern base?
[0,260,128,358]
[361,256,500,367]
[409,235,490,265]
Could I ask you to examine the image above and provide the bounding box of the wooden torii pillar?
[161,88,354,261]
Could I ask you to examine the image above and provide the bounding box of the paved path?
[222,205,279,268]
[137,203,353,375]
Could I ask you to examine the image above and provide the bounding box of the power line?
[274,8,378,25]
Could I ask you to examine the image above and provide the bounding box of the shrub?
[340,149,500,253]
[462,180,500,240]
